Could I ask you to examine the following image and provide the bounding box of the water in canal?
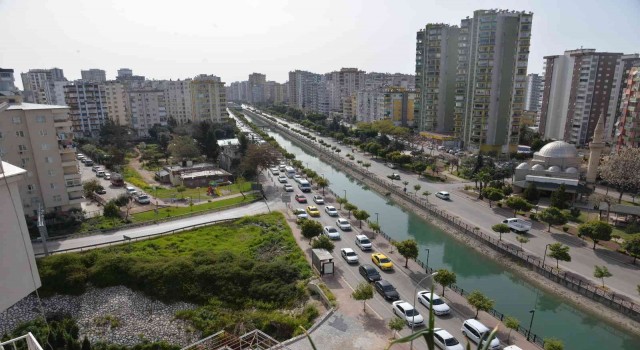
[246,114,640,350]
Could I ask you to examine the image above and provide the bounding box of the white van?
[502,218,532,233]
[298,179,311,193]
[461,319,500,350]
[284,166,296,178]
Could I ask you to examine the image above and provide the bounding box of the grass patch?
[152,182,253,200]
[122,166,148,189]
[317,283,337,307]
[36,212,316,340]
[130,194,259,222]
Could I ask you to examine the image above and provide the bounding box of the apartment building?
[288,70,323,112]
[524,73,543,112]
[615,63,640,150]
[248,73,266,104]
[128,88,167,136]
[164,79,193,125]
[63,81,108,138]
[0,103,82,215]
[0,68,22,104]
[415,23,460,133]
[103,81,130,126]
[364,73,415,91]
[190,74,228,123]
[20,68,67,105]
[539,49,625,144]
[356,90,385,123]
[356,87,416,126]
[454,10,533,152]
[80,69,107,83]
[326,68,365,112]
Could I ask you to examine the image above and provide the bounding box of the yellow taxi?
[371,253,394,270]
[306,205,321,217]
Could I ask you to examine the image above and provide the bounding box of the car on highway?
[392,301,424,327]
[435,191,450,200]
[322,226,341,240]
[336,218,352,231]
[358,264,381,282]
[306,206,321,217]
[389,173,401,180]
[416,290,451,315]
[461,319,500,350]
[312,195,324,204]
[295,194,307,203]
[293,174,303,183]
[278,175,288,183]
[355,235,372,251]
[293,208,308,220]
[433,328,463,350]
[371,252,393,270]
[324,205,338,216]
[386,162,398,169]
[135,194,151,204]
[279,164,287,172]
[283,184,294,192]
[270,168,280,175]
[340,248,359,264]
[374,280,399,301]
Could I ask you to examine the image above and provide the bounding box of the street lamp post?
[343,189,347,201]
[542,243,551,266]
[527,309,536,341]
[375,212,379,224]
[425,248,430,271]
[411,272,439,350]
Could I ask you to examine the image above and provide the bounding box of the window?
[21,158,30,166]
[45,156,54,163]
[48,169,56,176]
[42,144,50,150]
[50,183,57,189]
[27,184,36,193]
[36,116,46,123]
[0,131,3,139]
[53,195,62,202]
[18,144,28,151]
[16,131,25,137]
[12,116,22,124]
[40,130,48,136]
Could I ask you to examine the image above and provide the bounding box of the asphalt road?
[250,108,640,305]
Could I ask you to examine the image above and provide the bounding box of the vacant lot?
[37,212,317,340]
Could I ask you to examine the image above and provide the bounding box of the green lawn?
[130,193,259,222]
[37,212,316,340]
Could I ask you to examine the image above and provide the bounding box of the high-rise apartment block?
[0,68,22,103]
[539,49,629,145]
[128,87,167,137]
[356,88,416,126]
[190,74,228,123]
[615,62,640,150]
[288,70,323,112]
[326,68,365,113]
[63,82,108,138]
[364,73,415,91]
[415,24,459,133]
[103,81,129,126]
[524,73,543,112]
[21,68,67,105]
[248,73,266,104]
[164,79,193,125]
[80,69,107,83]
[0,103,82,214]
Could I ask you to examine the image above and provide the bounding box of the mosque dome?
[565,167,578,174]
[547,166,561,172]
[531,164,545,171]
[537,141,578,159]
[516,162,530,170]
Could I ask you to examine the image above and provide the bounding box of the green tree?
[393,239,419,268]
[516,236,529,250]
[466,290,494,318]
[523,182,540,203]
[83,179,102,199]
[301,220,323,242]
[433,269,456,297]
[414,184,421,195]
[388,317,405,339]
[491,223,511,241]
[402,181,409,192]
[505,196,533,217]
[539,207,568,232]
[368,221,381,238]
[593,265,612,288]
[623,237,640,264]
[544,338,565,350]
[578,220,613,249]
[316,177,329,195]
[422,190,431,202]
[353,209,370,228]
[504,316,520,345]
[176,185,187,199]
[550,184,570,209]
[311,235,335,253]
[168,135,201,161]
[103,200,120,219]
[336,196,348,210]
[351,282,374,312]
[547,243,571,269]
[599,148,640,203]
[344,202,358,219]
[483,187,504,208]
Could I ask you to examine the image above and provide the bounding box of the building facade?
[615,63,640,150]
[0,103,82,214]
[356,88,415,126]
[0,68,22,104]
[164,79,193,125]
[103,81,129,126]
[128,88,167,136]
[524,73,543,112]
[288,70,323,113]
[80,69,107,83]
[20,68,67,105]
[190,74,228,123]
[63,81,108,138]
[326,68,365,112]
[454,10,533,152]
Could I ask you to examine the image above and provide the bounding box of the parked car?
[386,162,398,169]
[355,234,372,251]
[95,187,107,195]
[374,280,399,301]
[359,264,381,282]
[306,205,321,217]
[371,252,393,270]
[278,175,288,183]
[502,218,532,233]
[417,291,451,315]
[340,248,359,264]
[126,186,138,196]
[284,184,294,192]
[270,168,280,175]
[295,194,307,203]
[84,160,94,166]
[336,218,352,231]
[135,194,151,204]
[324,205,338,216]
[91,165,101,172]
[312,195,324,204]
[433,328,464,350]
[293,208,308,220]
[96,170,105,177]
[104,172,111,180]
[435,191,450,200]
[322,226,341,240]
[461,319,500,350]
[392,301,424,327]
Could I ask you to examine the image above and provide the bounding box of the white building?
[128,88,167,136]
[524,73,543,112]
[164,79,193,125]
[20,68,67,105]
[104,81,130,126]
[190,74,228,123]
[63,81,108,138]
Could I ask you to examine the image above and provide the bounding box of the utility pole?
[37,203,49,256]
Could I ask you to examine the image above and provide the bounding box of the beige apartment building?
[0,102,82,215]
[104,81,130,126]
[164,79,193,125]
[190,74,228,123]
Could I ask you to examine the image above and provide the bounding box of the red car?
[295,194,307,203]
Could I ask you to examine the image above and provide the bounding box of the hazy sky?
[2,0,639,88]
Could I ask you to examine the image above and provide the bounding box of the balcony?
[59,144,76,154]
[0,333,44,350]
[64,173,81,181]
[68,195,84,205]
[66,184,83,193]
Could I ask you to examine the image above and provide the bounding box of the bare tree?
[599,148,640,203]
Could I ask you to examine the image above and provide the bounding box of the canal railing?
[248,109,640,326]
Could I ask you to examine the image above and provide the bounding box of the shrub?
[569,207,581,219]
[529,213,537,221]
[562,226,570,232]
[496,202,503,208]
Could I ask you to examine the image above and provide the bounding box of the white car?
[313,195,324,204]
[340,248,359,264]
[283,184,294,192]
[336,218,352,231]
[433,328,464,350]
[126,186,138,196]
[416,290,451,315]
[104,172,111,180]
[461,319,500,350]
[355,234,372,251]
[392,301,424,327]
[278,175,288,183]
[435,191,450,200]
[293,174,303,183]
[293,208,308,220]
[270,168,280,175]
[322,226,341,240]
[135,194,151,204]
[324,205,339,216]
